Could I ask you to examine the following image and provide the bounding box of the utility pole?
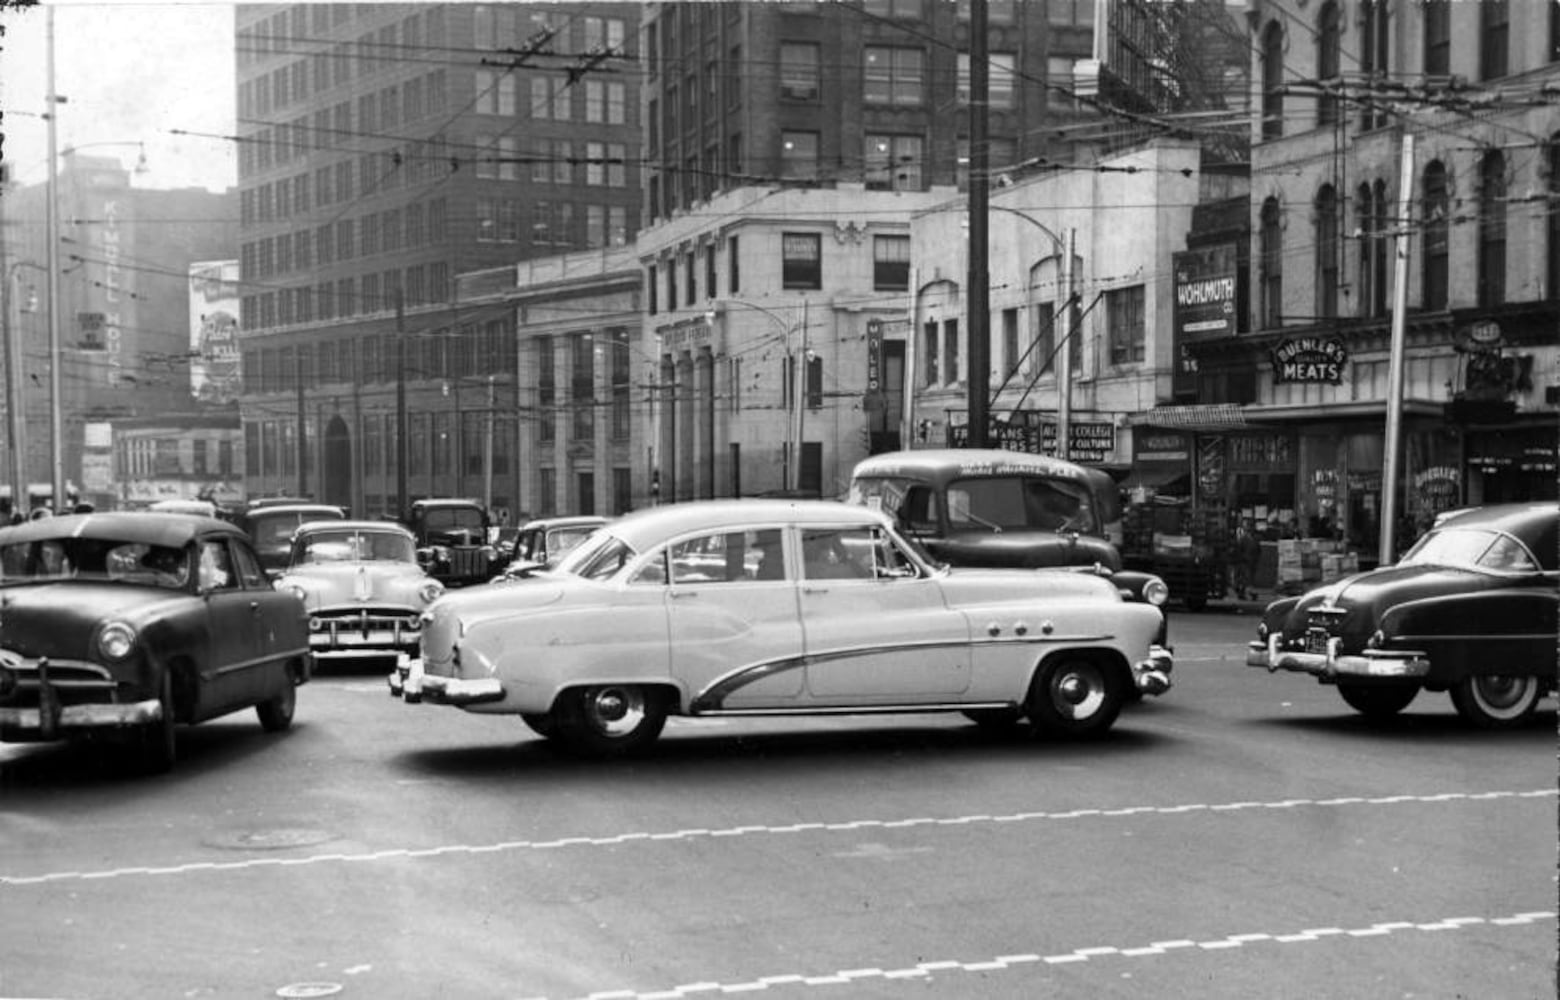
[1380,133,1415,567]
[45,5,65,512]
[1057,229,1076,461]
[791,302,809,492]
[395,291,408,521]
[966,0,991,448]
[483,374,495,514]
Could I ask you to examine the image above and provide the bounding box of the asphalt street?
[1,609,1553,1000]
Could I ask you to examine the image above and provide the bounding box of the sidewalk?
[1204,588,1273,615]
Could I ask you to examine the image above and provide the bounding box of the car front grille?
[0,652,118,709]
[447,548,484,578]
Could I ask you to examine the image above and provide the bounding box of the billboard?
[189,261,241,403]
[1171,244,1238,396]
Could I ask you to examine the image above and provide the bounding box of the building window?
[1107,285,1146,365]
[863,46,924,107]
[728,236,740,294]
[1480,0,1509,80]
[1261,21,1284,140]
[1360,1,1390,130]
[922,320,939,385]
[863,0,923,18]
[685,251,696,306]
[1259,197,1283,328]
[571,335,595,443]
[1316,3,1340,126]
[782,232,822,290]
[865,134,923,191]
[647,264,657,314]
[537,336,555,443]
[873,234,910,291]
[957,53,1015,110]
[1424,0,1451,77]
[1549,138,1560,299]
[1031,300,1056,375]
[611,330,631,441]
[1001,308,1019,381]
[1357,180,1389,319]
[780,130,819,181]
[704,244,716,300]
[780,42,820,101]
[942,319,960,384]
[1477,150,1507,307]
[1315,185,1339,319]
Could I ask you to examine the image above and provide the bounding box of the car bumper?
[0,697,162,739]
[387,657,505,706]
[1245,635,1431,680]
[1133,645,1174,696]
[309,633,420,658]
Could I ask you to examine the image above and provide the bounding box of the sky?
[1,1,238,192]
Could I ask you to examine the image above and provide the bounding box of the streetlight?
[703,299,805,492]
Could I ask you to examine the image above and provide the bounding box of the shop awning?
[1129,403,1252,431]
[1118,466,1189,492]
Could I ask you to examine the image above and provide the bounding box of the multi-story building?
[637,0,1107,500]
[1,153,236,512]
[1183,1,1558,557]
[232,3,642,515]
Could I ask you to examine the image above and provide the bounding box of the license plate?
[1305,628,1330,655]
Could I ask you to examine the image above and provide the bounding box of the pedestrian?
[1232,518,1260,601]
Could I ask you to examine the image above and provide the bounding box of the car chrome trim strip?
[0,697,162,731]
[1245,637,1432,679]
[696,701,1019,717]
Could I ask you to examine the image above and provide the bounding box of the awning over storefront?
[1130,403,1253,432]
[1118,466,1189,492]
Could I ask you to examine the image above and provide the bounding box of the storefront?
[1464,423,1559,505]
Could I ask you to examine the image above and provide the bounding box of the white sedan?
[390,500,1172,756]
[275,521,444,665]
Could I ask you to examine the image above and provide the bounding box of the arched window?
[1356,183,1377,317]
[1315,185,1339,318]
[1478,151,1507,307]
[1371,179,1389,317]
[1261,21,1284,140]
[1259,197,1283,328]
[1317,3,1340,126]
[1422,161,1449,311]
[1359,1,1390,130]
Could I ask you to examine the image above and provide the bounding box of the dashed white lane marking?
[1,788,1551,886]
[496,911,1556,1000]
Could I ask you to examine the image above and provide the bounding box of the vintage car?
[390,499,1173,757]
[273,520,444,667]
[236,501,347,578]
[0,512,311,771]
[404,498,499,587]
[1246,503,1558,728]
[493,515,609,581]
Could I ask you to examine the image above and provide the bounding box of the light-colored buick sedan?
[390,500,1172,757]
[275,521,444,665]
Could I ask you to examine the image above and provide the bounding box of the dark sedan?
[0,512,311,771]
[1247,503,1557,728]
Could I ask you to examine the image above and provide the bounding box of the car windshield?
[546,526,600,562]
[422,507,484,532]
[1399,526,1540,573]
[0,537,191,590]
[298,530,414,564]
[554,531,638,581]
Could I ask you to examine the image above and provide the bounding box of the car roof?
[521,516,609,530]
[852,448,1112,485]
[411,498,482,509]
[1435,503,1558,553]
[246,504,344,518]
[295,519,415,537]
[608,499,889,550]
[0,511,245,547]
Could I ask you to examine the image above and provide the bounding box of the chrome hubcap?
[585,686,646,736]
[1052,665,1105,719]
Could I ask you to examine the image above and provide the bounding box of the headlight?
[1142,577,1170,607]
[285,584,309,603]
[96,621,138,661]
[418,580,445,604]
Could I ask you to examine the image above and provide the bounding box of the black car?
[1247,503,1558,728]
[404,498,499,587]
[0,512,311,771]
[494,515,609,581]
[235,502,347,577]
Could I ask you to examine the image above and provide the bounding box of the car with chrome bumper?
[273,520,444,667]
[1246,503,1557,728]
[391,499,1172,757]
[0,512,310,772]
[493,515,609,581]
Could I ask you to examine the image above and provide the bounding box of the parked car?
[404,498,499,587]
[390,499,1172,757]
[236,502,347,578]
[272,520,444,668]
[494,515,609,581]
[0,512,310,771]
[1246,503,1558,728]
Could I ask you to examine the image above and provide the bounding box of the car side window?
[198,540,237,591]
[230,541,268,588]
[899,486,940,533]
[869,527,921,579]
[802,528,873,580]
[1480,535,1537,572]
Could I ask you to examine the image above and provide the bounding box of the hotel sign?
[1271,336,1347,384]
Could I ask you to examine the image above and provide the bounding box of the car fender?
[1377,586,1557,683]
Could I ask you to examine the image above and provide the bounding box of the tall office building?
[232,3,641,515]
[636,0,1111,500]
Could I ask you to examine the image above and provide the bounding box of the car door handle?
[250,601,261,614]
[669,590,698,599]
[802,586,829,595]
